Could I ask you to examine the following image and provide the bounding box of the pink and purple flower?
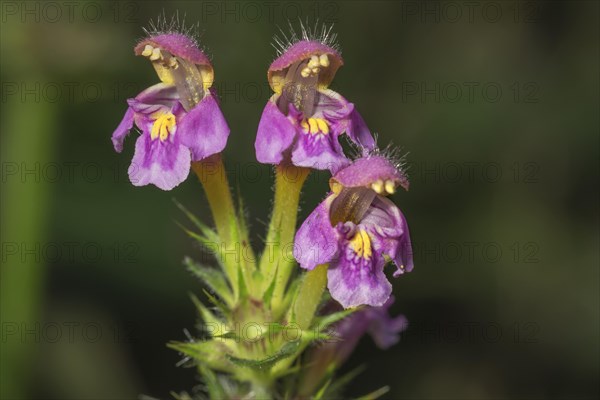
[112,27,229,190]
[255,25,375,171]
[294,151,413,308]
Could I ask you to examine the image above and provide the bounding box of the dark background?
[1,1,598,399]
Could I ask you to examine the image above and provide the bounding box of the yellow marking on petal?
[142,44,154,57]
[151,112,176,141]
[316,118,329,134]
[371,180,384,194]
[308,118,319,134]
[385,180,396,194]
[319,54,330,67]
[361,230,373,259]
[301,119,309,132]
[349,229,373,260]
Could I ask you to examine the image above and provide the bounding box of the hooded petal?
[327,252,392,308]
[128,133,191,191]
[255,98,297,164]
[362,196,413,277]
[112,107,135,153]
[332,155,409,192]
[135,33,211,67]
[178,94,229,161]
[127,83,181,131]
[293,197,339,270]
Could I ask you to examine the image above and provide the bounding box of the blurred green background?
[1,1,598,399]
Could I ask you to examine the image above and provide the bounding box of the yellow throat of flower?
[349,229,372,260]
[150,112,176,141]
[300,117,329,135]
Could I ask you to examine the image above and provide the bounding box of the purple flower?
[299,298,407,394]
[112,29,229,190]
[294,153,413,308]
[328,297,408,364]
[255,25,375,171]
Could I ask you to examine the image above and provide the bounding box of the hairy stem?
[192,154,240,292]
[260,164,310,310]
[294,264,328,330]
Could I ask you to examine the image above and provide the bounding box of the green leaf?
[226,340,301,370]
[202,289,231,319]
[189,294,222,330]
[236,191,250,240]
[325,365,366,396]
[262,268,277,307]
[355,386,390,400]
[168,340,212,358]
[169,391,192,400]
[199,365,227,399]
[237,263,248,300]
[314,308,358,331]
[184,257,233,305]
[173,198,212,233]
[314,378,332,400]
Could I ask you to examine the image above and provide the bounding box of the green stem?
[192,154,235,243]
[192,154,241,293]
[294,264,328,330]
[260,164,310,310]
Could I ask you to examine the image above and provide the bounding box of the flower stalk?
[293,264,328,330]
[259,163,310,312]
[191,155,243,292]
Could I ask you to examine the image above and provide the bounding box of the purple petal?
[290,130,348,171]
[327,252,392,308]
[347,108,376,151]
[268,40,344,91]
[270,40,342,72]
[112,107,134,153]
[362,196,414,276]
[293,197,339,270]
[364,298,409,349]
[333,155,409,191]
[255,98,297,164]
[128,83,179,117]
[315,90,375,162]
[135,33,211,67]
[178,94,229,161]
[393,210,414,276]
[363,196,405,240]
[128,133,191,191]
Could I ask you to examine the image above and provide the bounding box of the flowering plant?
[112,17,414,399]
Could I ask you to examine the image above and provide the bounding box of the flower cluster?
[111,18,415,399]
